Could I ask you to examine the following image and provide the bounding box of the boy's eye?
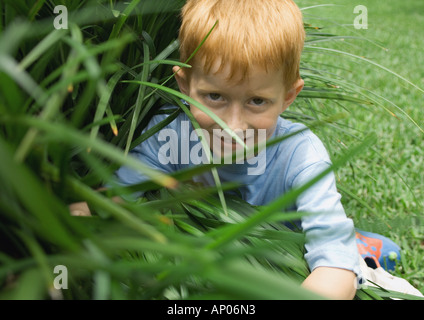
[250,98,266,106]
[207,93,223,101]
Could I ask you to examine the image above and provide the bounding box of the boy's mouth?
[219,137,257,156]
[209,131,266,159]
[221,136,246,143]
[219,136,251,147]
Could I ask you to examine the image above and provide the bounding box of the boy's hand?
[69,201,91,216]
[302,267,357,300]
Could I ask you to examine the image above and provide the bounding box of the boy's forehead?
[191,58,285,87]
[192,57,229,76]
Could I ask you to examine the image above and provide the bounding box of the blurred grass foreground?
[0,0,422,300]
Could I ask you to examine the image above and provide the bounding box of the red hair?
[178,0,305,87]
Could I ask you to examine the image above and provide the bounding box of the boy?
[118,0,359,299]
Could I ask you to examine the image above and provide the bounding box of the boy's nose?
[225,104,247,132]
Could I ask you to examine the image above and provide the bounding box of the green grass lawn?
[298,0,424,291]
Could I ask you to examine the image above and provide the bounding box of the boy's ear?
[282,78,304,111]
[173,66,190,96]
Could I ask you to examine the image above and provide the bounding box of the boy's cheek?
[190,105,216,129]
[263,122,279,141]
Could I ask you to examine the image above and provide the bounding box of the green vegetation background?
[0,0,422,299]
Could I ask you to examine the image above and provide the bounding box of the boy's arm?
[302,267,357,300]
[294,167,361,298]
[285,132,361,299]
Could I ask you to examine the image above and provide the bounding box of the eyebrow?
[245,89,276,100]
[194,70,279,100]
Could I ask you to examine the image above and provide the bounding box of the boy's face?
[173,62,304,154]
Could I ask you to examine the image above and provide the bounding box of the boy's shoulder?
[274,117,331,164]
[145,104,188,129]
[275,116,308,136]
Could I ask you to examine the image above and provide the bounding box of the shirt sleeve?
[113,113,178,196]
[288,133,362,278]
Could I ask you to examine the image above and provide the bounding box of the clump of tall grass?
[0,0,422,300]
